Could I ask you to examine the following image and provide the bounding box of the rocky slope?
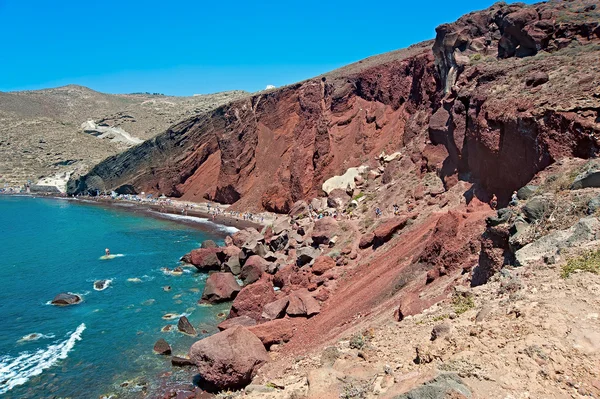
[0,85,247,188]
[70,0,600,212]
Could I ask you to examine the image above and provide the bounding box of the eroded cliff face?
[69,0,600,211]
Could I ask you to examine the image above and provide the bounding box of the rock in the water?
[394,373,471,398]
[201,272,241,303]
[171,356,195,367]
[188,248,221,271]
[201,240,218,249]
[311,256,335,275]
[153,338,172,355]
[218,315,257,331]
[261,296,289,320]
[286,289,320,317]
[189,326,269,391]
[177,316,197,336]
[50,293,82,306]
[228,279,277,321]
[93,279,110,291]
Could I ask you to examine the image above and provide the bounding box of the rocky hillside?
[69,0,600,212]
[0,85,247,188]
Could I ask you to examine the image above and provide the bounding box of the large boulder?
[394,373,471,399]
[288,200,309,219]
[359,232,375,249]
[247,318,297,348]
[189,326,269,391]
[296,246,321,266]
[572,169,600,190]
[286,289,321,317]
[232,228,264,248]
[188,248,221,271]
[311,217,339,246]
[522,195,554,222]
[51,293,82,306]
[201,272,241,303]
[223,253,242,275]
[261,296,290,320]
[228,279,277,321]
[327,188,351,209]
[515,217,600,266]
[240,256,269,285]
[311,256,335,275]
[373,216,410,247]
[517,185,537,200]
[217,315,258,331]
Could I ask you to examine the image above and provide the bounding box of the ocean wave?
[150,211,239,234]
[93,279,113,291]
[0,323,86,394]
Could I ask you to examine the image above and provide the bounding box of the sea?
[0,196,236,398]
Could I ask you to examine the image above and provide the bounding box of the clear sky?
[0,0,534,96]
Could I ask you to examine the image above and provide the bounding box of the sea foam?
[151,211,239,234]
[0,323,86,394]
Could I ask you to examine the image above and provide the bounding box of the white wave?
[93,279,112,291]
[150,211,239,233]
[0,323,86,394]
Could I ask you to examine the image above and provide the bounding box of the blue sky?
[0,0,533,96]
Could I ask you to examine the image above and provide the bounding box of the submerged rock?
[177,316,197,336]
[93,279,111,291]
[153,338,172,355]
[51,293,82,306]
[189,326,269,391]
[171,356,195,367]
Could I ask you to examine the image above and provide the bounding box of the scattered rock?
[517,185,537,200]
[373,216,409,247]
[201,240,218,249]
[359,232,375,249]
[50,293,82,306]
[572,168,600,190]
[288,200,309,219]
[311,256,335,275]
[153,338,172,355]
[431,323,451,341]
[171,356,195,367]
[201,272,241,303]
[522,195,553,222]
[525,71,549,87]
[189,326,269,391]
[177,316,197,336]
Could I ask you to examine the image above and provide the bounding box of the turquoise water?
[0,196,233,398]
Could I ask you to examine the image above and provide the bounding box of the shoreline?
[0,192,273,233]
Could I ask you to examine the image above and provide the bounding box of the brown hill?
[0,85,247,187]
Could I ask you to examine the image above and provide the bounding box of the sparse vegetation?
[561,249,600,278]
[340,380,369,399]
[349,333,366,349]
[469,53,483,64]
[452,293,475,315]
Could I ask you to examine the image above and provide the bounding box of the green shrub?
[561,249,600,278]
[452,293,475,315]
[349,333,366,349]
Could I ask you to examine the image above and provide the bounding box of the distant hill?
[0,85,248,188]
